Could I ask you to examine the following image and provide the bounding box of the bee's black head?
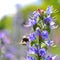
[22,38,29,42]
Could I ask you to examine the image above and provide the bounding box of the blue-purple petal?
[41,30,48,40]
[46,6,52,15]
[39,48,46,57]
[28,47,38,54]
[27,33,36,41]
[26,56,35,60]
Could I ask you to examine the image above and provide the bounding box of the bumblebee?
[19,36,29,45]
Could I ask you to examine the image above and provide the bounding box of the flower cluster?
[21,6,57,60]
[0,32,16,60]
[0,32,10,45]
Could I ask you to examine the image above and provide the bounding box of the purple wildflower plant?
[21,6,57,60]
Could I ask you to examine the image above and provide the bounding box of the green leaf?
[29,54,39,60]
[41,42,47,50]
[33,24,37,31]
[44,24,50,34]
[37,16,40,22]
[30,40,36,46]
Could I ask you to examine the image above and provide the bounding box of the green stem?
[33,25,40,60]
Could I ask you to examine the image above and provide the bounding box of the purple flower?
[39,48,46,57]
[35,27,41,36]
[33,11,40,18]
[50,25,58,30]
[46,6,52,15]
[45,40,53,46]
[28,47,38,54]
[26,56,35,60]
[27,33,36,41]
[41,30,48,40]
[25,18,37,27]
[50,21,55,26]
[44,17,52,24]
[49,21,58,29]
[44,17,57,30]
[45,55,52,60]
[28,18,37,26]
[24,11,39,27]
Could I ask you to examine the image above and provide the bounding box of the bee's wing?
[19,40,26,45]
